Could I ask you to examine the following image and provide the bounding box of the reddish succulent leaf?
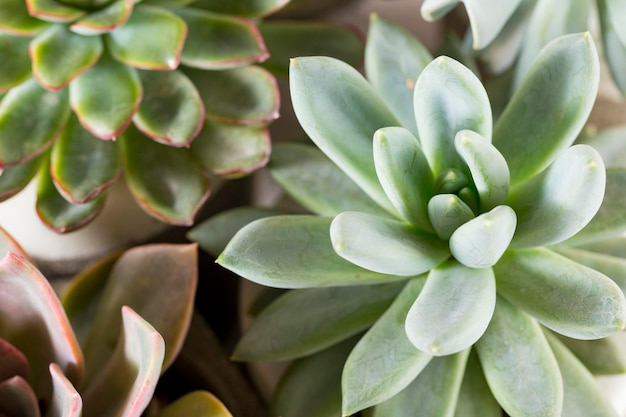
[50,115,121,203]
[0,155,43,202]
[0,253,84,401]
[177,8,268,69]
[0,339,30,382]
[155,391,233,417]
[25,0,85,23]
[190,120,270,177]
[82,307,164,417]
[0,376,39,417]
[0,0,50,36]
[185,65,279,124]
[49,363,82,417]
[81,244,197,385]
[191,0,290,17]
[0,227,28,260]
[0,33,32,92]
[121,125,211,225]
[70,0,134,35]
[30,24,103,91]
[0,78,70,169]
[37,162,106,233]
[133,69,203,147]
[104,5,187,70]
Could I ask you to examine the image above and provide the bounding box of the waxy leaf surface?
[0,0,50,35]
[554,332,626,375]
[557,247,626,296]
[25,0,85,23]
[0,155,42,201]
[598,0,626,95]
[427,194,475,240]
[0,34,31,92]
[49,363,82,417]
[189,0,289,17]
[69,0,133,36]
[453,350,500,417]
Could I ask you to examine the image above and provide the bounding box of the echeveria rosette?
[420,0,626,95]
[0,0,287,231]
[209,16,626,417]
[0,227,230,417]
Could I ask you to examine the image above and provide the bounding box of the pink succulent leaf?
[70,0,134,36]
[81,244,197,386]
[154,391,233,417]
[0,227,29,259]
[0,253,84,402]
[81,307,165,417]
[48,363,82,417]
[0,338,30,382]
[0,376,40,417]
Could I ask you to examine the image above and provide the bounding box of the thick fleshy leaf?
[0,339,29,382]
[0,228,27,260]
[50,115,121,203]
[218,215,410,288]
[30,24,102,91]
[234,282,403,361]
[373,349,469,417]
[495,248,626,339]
[271,338,355,417]
[37,162,105,233]
[259,20,363,78]
[405,261,496,355]
[493,33,599,185]
[330,211,449,276]
[133,69,203,147]
[190,119,269,177]
[104,5,187,70]
[25,0,85,23]
[580,125,626,168]
[564,168,626,245]
[414,56,492,176]
[0,78,69,168]
[546,332,621,417]
[427,194,475,240]
[189,0,289,17]
[342,278,432,415]
[177,8,267,69]
[0,376,39,417]
[0,155,43,201]
[508,145,605,248]
[269,142,389,217]
[122,125,210,225]
[554,333,626,375]
[0,0,50,36]
[556,247,626,296]
[69,54,142,139]
[290,56,398,213]
[449,205,516,268]
[70,0,134,36]
[453,349,500,417]
[0,34,31,92]
[373,127,434,230]
[49,363,82,417]
[82,307,164,417]
[598,0,626,95]
[0,253,83,397]
[475,296,563,417]
[454,130,509,210]
[156,391,233,417]
[186,65,279,124]
[366,14,431,135]
[81,244,196,384]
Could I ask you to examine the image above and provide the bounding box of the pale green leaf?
[342,278,432,416]
[553,333,626,375]
[406,261,495,355]
[495,248,626,339]
[414,56,492,176]
[508,145,605,248]
[449,205,516,268]
[373,127,434,230]
[579,125,626,168]
[420,0,459,21]
[330,211,449,276]
[475,296,562,417]
[556,247,626,296]
[218,215,407,288]
[427,194,475,240]
[233,282,403,361]
[49,363,82,417]
[598,0,626,95]
[290,56,398,214]
[453,350,500,417]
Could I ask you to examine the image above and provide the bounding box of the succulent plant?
[193,16,626,417]
[0,226,231,417]
[420,0,626,96]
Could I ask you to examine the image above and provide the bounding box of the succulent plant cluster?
[0,226,232,417]
[420,0,626,95]
[191,16,626,417]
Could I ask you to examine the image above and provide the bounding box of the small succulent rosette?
[0,226,231,417]
[0,0,289,231]
[193,16,626,417]
[420,0,626,95]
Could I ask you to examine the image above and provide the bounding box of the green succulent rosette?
[0,0,290,231]
[193,16,626,417]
